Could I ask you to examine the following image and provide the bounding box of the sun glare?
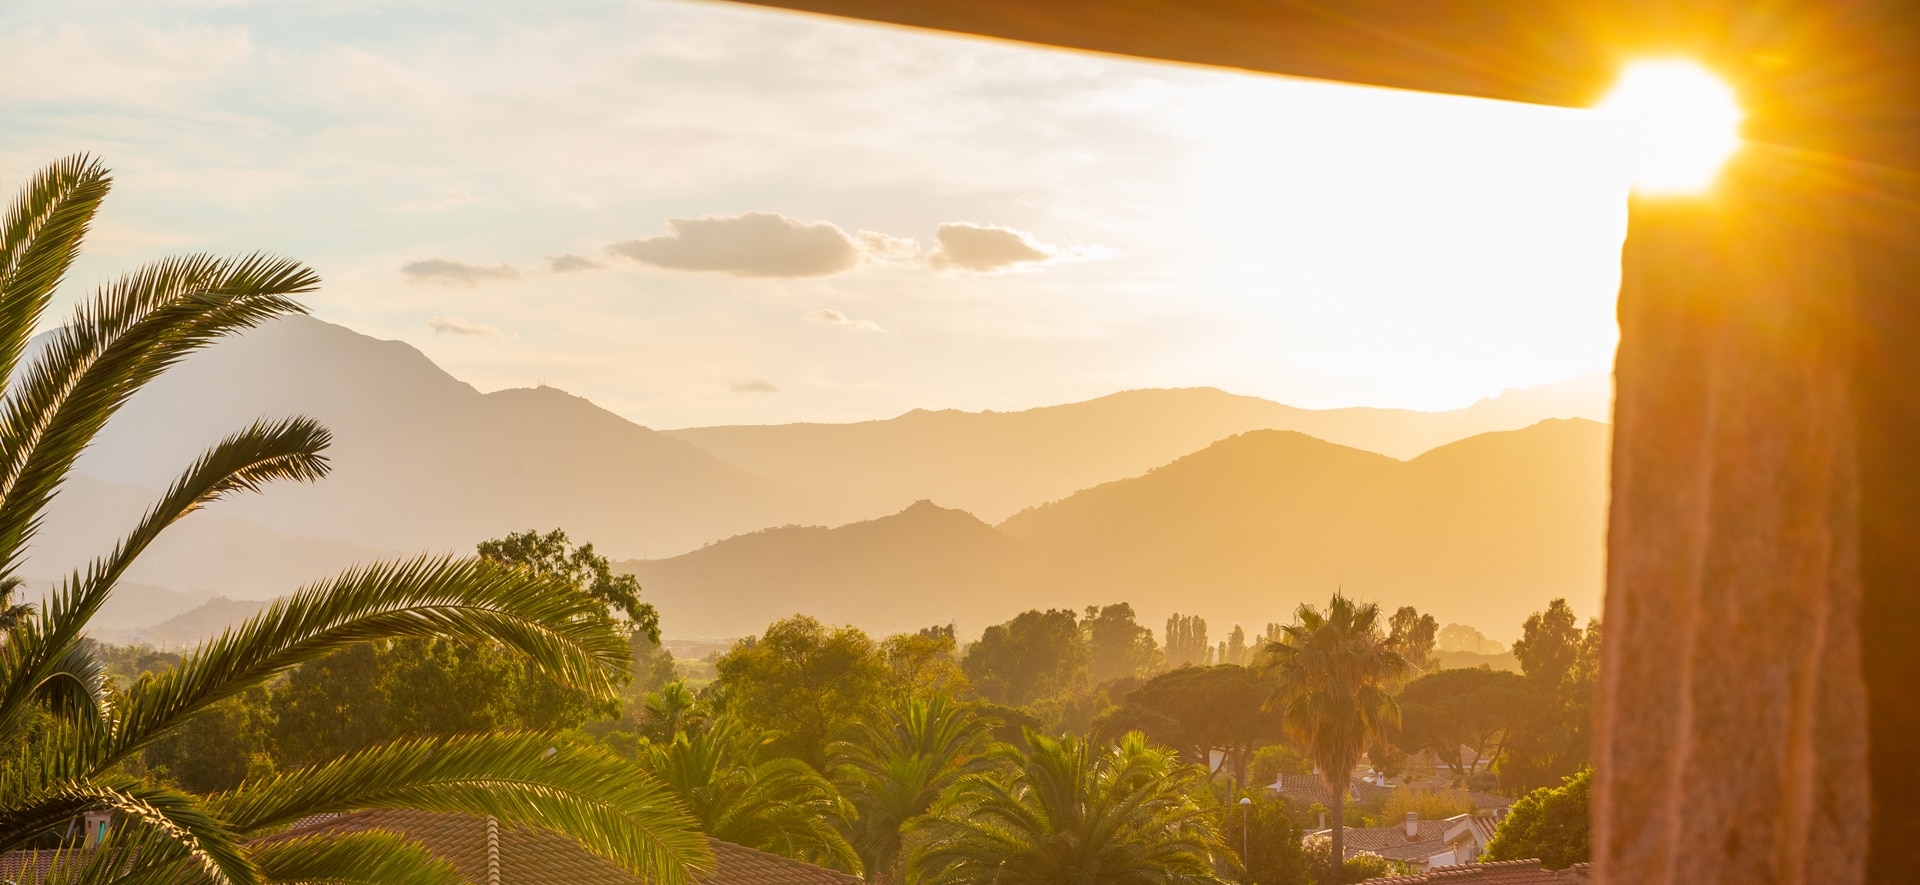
[1598,60,1744,195]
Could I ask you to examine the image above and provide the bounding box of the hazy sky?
[2,0,1630,428]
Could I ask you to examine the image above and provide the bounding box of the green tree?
[1166,612,1211,668]
[1224,791,1309,885]
[0,156,706,884]
[1222,625,1250,666]
[960,608,1086,706]
[1299,835,1415,884]
[478,527,658,640]
[1482,767,1591,868]
[268,643,389,766]
[1387,606,1439,672]
[1394,667,1529,785]
[1101,664,1282,791]
[1499,600,1601,793]
[908,730,1232,885]
[881,628,969,699]
[830,695,999,882]
[143,686,276,793]
[713,615,890,767]
[638,680,702,744]
[1257,594,1410,876]
[1082,602,1160,684]
[1249,743,1313,786]
[640,717,862,874]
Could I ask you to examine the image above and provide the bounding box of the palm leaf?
[0,252,316,580]
[0,773,255,885]
[0,418,330,738]
[92,555,623,767]
[208,733,710,885]
[0,154,111,396]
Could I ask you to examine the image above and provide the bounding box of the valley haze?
[39,315,1608,645]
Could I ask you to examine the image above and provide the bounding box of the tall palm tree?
[907,729,1232,885]
[1256,594,1410,882]
[641,717,863,875]
[829,695,998,882]
[0,155,708,884]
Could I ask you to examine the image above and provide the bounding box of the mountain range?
[29,315,1611,643]
[627,419,1610,639]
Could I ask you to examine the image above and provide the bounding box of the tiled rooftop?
[1362,858,1583,883]
[261,808,861,885]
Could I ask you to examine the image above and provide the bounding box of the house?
[1267,773,1511,825]
[1363,858,1590,883]
[1309,812,1501,871]
[0,809,859,885]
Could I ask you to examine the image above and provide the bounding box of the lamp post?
[1238,796,1253,882]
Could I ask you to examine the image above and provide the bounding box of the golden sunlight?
[1597,60,1744,195]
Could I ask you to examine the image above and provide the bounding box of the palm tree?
[640,717,863,875]
[1256,594,1410,883]
[0,155,709,884]
[907,729,1232,885]
[829,695,997,882]
[0,576,32,633]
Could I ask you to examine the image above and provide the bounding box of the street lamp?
[1238,796,1253,882]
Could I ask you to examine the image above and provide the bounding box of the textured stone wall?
[1593,160,1869,883]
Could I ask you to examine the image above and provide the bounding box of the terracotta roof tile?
[1361,858,1570,883]
[264,809,860,885]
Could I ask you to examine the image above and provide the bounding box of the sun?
[1597,60,1744,195]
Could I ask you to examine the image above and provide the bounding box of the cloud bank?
[548,254,602,273]
[402,259,520,286]
[729,378,780,393]
[805,308,887,333]
[926,223,1057,272]
[428,315,505,339]
[611,212,859,278]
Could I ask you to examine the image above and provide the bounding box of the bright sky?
[0,0,1631,428]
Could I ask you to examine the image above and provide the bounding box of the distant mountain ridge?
[48,315,1611,642]
[665,377,1608,525]
[70,316,1605,562]
[73,316,815,558]
[626,419,1609,640]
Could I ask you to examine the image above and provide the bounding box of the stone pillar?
[1593,156,1869,883]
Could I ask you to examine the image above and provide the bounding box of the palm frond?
[0,773,255,885]
[0,252,316,579]
[93,555,623,767]
[0,418,330,739]
[0,154,111,396]
[207,733,710,885]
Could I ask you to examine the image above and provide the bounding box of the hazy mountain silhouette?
[665,378,1607,524]
[88,596,274,648]
[28,474,402,601]
[624,419,1609,640]
[73,316,813,558]
[631,500,1033,638]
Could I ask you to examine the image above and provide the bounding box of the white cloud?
[805,308,888,333]
[610,212,860,278]
[402,259,520,286]
[428,315,504,339]
[855,230,921,263]
[729,377,780,393]
[549,254,602,273]
[926,223,1058,272]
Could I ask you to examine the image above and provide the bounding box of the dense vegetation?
[0,155,1604,883]
[0,156,706,884]
[90,562,1600,883]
